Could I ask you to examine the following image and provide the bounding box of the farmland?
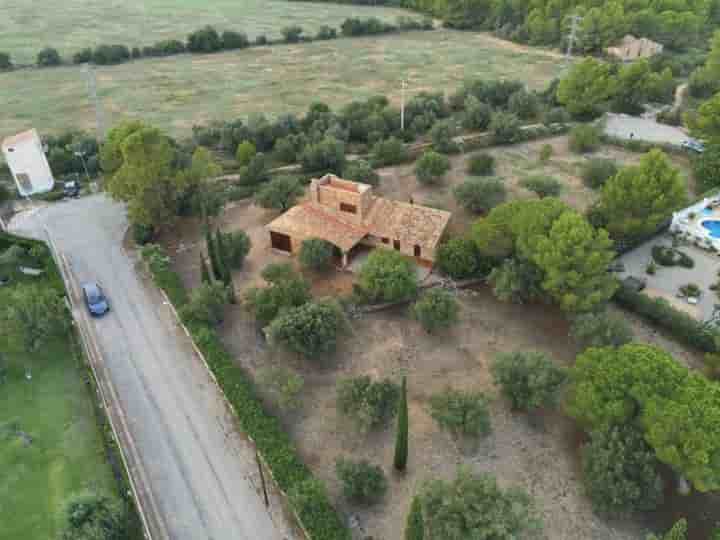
[0,30,566,139]
[0,0,410,64]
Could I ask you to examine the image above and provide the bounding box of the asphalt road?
[10,194,292,540]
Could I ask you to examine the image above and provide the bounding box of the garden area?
[0,234,131,540]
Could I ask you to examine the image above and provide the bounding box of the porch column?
[342,251,349,268]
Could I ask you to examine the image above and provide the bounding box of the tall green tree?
[205,227,221,281]
[611,59,655,114]
[60,491,127,540]
[692,141,720,192]
[600,150,687,239]
[404,496,424,540]
[214,228,229,283]
[1,283,68,354]
[532,210,617,313]
[394,376,409,472]
[429,388,491,440]
[255,176,303,211]
[491,351,566,411]
[557,58,615,118]
[688,91,720,141]
[647,519,688,540]
[101,121,183,228]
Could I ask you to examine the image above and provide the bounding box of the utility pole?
[565,14,583,64]
[74,151,92,183]
[82,64,106,141]
[400,79,408,131]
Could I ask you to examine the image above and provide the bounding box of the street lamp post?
[400,79,408,132]
[74,151,91,183]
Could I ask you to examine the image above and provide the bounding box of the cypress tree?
[214,228,229,283]
[206,227,221,281]
[200,253,211,284]
[404,496,424,540]
[394,375,409,472]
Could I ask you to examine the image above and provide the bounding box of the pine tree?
[206,227,221,281]
[394,375,409,472]
[200,253,211,284]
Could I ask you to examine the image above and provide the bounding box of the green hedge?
[140,244,349,540]
[0,231,64,291]
[614,286,718,353]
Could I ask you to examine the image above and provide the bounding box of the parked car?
[63,180,80,198]
[82,282,110,316]
[681,139,705,154]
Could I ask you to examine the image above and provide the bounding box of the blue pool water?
[702,220,720,238]
[703,207,714,216]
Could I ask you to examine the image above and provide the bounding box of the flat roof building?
[1,129,55,197]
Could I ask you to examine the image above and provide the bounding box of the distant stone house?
[266,174,451,268]
[606,35,663,62]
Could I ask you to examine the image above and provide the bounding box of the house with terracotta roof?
[266,174,451,268]
[1,129,55,197]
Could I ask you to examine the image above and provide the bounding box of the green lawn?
[0,0,410,64]
[0,293,117,540]
[0,30,565,139]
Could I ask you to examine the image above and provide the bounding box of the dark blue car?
[82,282,110,316]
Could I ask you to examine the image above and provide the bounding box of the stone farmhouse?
[266,174,451,268]
[606,34,663,61]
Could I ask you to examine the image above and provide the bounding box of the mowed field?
[0,30,565,139]
[0,0,410,64]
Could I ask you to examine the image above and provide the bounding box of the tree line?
[0,16,431,71]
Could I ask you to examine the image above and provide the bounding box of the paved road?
[10,195,292,540]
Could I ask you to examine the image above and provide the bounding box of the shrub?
[520,175,561,198]
[544,107,571,125]
[239,153,269,186]
[0,52,12,70]
[180,281,229,326]
[462,96,492,130]
[582,158,618,188]
[187,25,222,53]
[259,366,304,410]
[299,238,334,271]
[429,388,491,439]
[467,153,495,176]
[281,25,304,43]
[415,151,451,185]
[221,30,249,50]
[430,119,459,153]
[300,136,346,174]
[341,16,395,37]
[131,47,142,58]
[335,458,387,505]
[405,497,424,540]
[489,111,521,143]
[60,491,127,540]
[651,245,693,268]
[72,48,92,64]
[491,351,566,411]
[539,143,553,162]
[508,89,539,120]
[316,25,338,40]
[569,124,601,153]
[343,159,379,185]
[255,175,303,211]
[453,177,506,214]
[412,288,459,332]
[145,39,185,56]
[358,249,418,303]
[223,230,251,269]
[571,310,633,349]
[236,140,256,166]
[436,237,484,280]
[613,287,718,353]
[692,141,720,193]
[132,223,154,245]
[244,263,310,325]
[582,425,663,515]
[370,137,408,167]
[37,47,61,66]
[337,375,400,432]
[268,299,344,357]
[91,44,130,65]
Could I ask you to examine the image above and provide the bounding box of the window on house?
[414,245,421,257]
[381,237,389,244]
[393,239,400,250]
[340,202,357,214]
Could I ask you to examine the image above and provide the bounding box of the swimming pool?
[703,207,714,216]
[702,220,720,238]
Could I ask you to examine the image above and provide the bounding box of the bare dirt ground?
[374,136,694,237]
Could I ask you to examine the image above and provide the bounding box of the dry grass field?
[0,0,410,64]
[0,30,566,139]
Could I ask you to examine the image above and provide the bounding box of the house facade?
[266,174,451,268]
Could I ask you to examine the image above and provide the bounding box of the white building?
[1,129,55,197]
